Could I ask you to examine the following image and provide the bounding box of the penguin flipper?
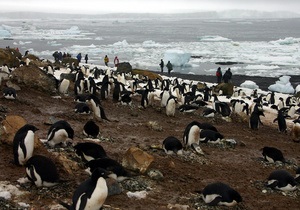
[59,201,72,210]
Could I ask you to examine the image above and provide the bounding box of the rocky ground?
[0,73,300,210]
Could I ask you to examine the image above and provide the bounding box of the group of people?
[75,54,120,67]
[216,67,232,84]
[159,59,173,75]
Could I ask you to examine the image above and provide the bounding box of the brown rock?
[11,65,57,94]
[121,147,154,174]
[1,115,27,145]
[213,82,234,96]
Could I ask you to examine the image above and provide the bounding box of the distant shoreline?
[158,71,300,92]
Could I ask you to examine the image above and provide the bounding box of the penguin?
[291,117,300,142]
[120,92,132,105]
[83,120,100,138]
[190,100,208,107]
[85,158,130,182]
[214,101,231,117]
[202,108,216,118]
[58,78,70,95]
[74,142,107,162]
[295,167,300,183]
[60,168,110,210]
[199,182,242,207]
[87,76,97,95]
[75,103,91,114]
[273,108,287,133]
[3,87,17,99]
[178,104,199,113]
[86,94,110,121]
[183,121,202,147]
[13,124,39,166]
[100,81,110,100]
[166,95,177,117]
[277,97,285,110]
[74,78,85,95]
[25,155,60,187]
[266,92,275,105]
[267,170,297,192]
[74,94,89,103]
[249,107,264,130]
[162,136,183,155]
[199,129,224,144]
[261,146,285,163]
[47,120,74,147]
[160,88,170,107]
[199,122,218,132]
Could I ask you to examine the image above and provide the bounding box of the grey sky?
[0,0,299,14]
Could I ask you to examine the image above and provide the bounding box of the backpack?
[216,71,221,77]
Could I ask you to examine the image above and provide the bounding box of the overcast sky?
[1,0,299,14]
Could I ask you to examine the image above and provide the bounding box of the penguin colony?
[1,59,300,209]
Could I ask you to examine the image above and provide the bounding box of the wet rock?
[121,178,148,191]
[116,62,132,74]
[11,65,57,94]
[107,178,123,196]
[122,147,154,173]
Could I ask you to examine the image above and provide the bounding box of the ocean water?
[0,16,300,77]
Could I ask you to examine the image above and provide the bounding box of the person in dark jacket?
[216,67,222,84]
[76,53,82,63]
[159,59,164,72]
[223,68,232,83]
[85,54,88,64]
[166,61,173,75]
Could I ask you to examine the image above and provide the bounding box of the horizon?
[1,0,300,15]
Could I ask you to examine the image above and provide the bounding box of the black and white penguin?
[74,77,85,95]
[25,155,60,187]
[166,95,177,117]
[261,146,285,163]
[75,102,91,114]
[199,129,224,144]
[160,88,171,107]
[13,124,38,166]
[202,108,216,118]
[74,94,89,103]
[87,76,97,95]
[266,91,275,105]
[58,78,70,95]
[3,87,17,99]
[199,122,219,132]
[47,120,74,147]
[83,120,100,138]
[249,106,264,130]
[199,182,242,207]
[178,104,199,113]
[120,92,132,105]
[74,142,107,162]
[183,121,202,147]
[85,158,130,182]
[214,101,231,117]
[267,170,297,192]
[60,168,109,210]
[277,97,285,110]
[291,117,300,142]
[86,94,110,121]
[100,81,111,100]
[295,167,300,183]
[162,136,183,155]
[273,108,287,133]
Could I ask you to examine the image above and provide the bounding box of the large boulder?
[122,147,154,174]
[11,65,57,94]
[116,62,132,74]
[213,83,234,96]
[0,48,22,67]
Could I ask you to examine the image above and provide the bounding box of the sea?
[0,14,300,78]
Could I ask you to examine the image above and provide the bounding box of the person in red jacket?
[114,56,119,67]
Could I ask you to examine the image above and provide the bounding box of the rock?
[11,65,57,94]
[60,73,76,82]
[122,147,154,173]
[0,48,22,67]
[116,62,132,74]
[147,169,164,180]
[167,204,190,210]
[214,82,234,96]
[107,178,123,196]
[5,80,21,91]
[1,115,27,145]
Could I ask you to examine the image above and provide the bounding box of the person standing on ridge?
[85,54,88,64]
[76,53,82,63]
[223,68,232,83]
[159,59,164,73]
[166,61,173,75]
[114,56,119,67]
[216,67,222,84]
[104,55,109,66]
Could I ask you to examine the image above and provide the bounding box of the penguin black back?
[74,142,107,162]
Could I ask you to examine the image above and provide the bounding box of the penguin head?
[91,168,111,183]
[23,124,39,132]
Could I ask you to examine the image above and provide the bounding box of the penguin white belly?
[276,184,297,192]
[166,100,176,116]
[24,131,35,160]
[59,79,70,95]
[26,166,43,187]
[187,126,200,146]
[86,178,108,210]
[265,155,275,163]
[48,129,68,147]
[219,200,238,207]
[202,194,221,204]
[18,146,25,165]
